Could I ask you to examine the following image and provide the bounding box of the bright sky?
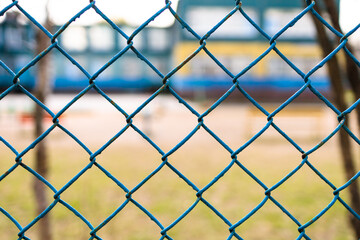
[1,0,179,27]
[339,0,360,31]
[0,0,359,31]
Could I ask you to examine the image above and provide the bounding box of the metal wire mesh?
[0,0,360,239]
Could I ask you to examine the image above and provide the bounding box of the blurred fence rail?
[0,0,360,239]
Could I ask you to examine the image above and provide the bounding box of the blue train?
[0,0,333,98]
[171,0,332,99]
[0,11,173,92]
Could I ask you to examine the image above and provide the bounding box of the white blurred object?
[340,0,360,45]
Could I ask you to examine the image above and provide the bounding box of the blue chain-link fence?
[1,0,360,239]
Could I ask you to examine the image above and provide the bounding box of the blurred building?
[0,11,173,92]
[0,0,340,99]
[171,0,338,99]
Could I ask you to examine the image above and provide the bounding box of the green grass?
[0,125,358,240]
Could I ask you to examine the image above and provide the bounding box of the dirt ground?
[0,93,359,240]
[0,93,340,150]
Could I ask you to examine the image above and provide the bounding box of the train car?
[0,12,35,90]
[170,0,334,100]
[0,11,173,93]
[1,1,338,99]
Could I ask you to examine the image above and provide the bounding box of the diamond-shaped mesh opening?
[339,104,360,142]
[57,30,111,72]
[239,103,273,140]
[131,165,196,226]
[305,134,354,186]
[264,7,316,41]
[0,139,17,173]
[303,201,355,239]
[202,163,265,224]
[0,163,43,224]
[41,128,91,189]
[0,213,21,240]
[269,104,331,144]
[0,54,34,91]
[273,163,336,223]
[235,129,302,187]
[234,201,301,240]
[0,63,15,91]
[130,92,199,152]
[203,101,257,150]
[55,93,127,150]
[48,203,93,240]
[102,50,162,91]
[97,0,173,28]
[184,4,259,40]
[0,95,55,149]
[249,55,306,102]
[96,129,162,189]
[204,41,267,73]
[337,183,360,215]
[52,53,89,92]
[344,30,360,44]
[95,201,162,239]
[48,1,95,26]
[178,53,233,93]
[57,163,127,226]
[166,201,231,239]
[168,127,232,188]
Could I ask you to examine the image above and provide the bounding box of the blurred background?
[0,0,359,239]
[0,0,359,98]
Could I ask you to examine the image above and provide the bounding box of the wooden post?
[33,2,53,239]
[307,1,360,237]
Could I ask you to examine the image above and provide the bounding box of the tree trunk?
[33,8,52,240]
[322,0,360,137]
[307,1,360,237]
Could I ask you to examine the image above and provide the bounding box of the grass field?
[0,94,359,239]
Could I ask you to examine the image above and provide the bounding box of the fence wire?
[0,0,360,239]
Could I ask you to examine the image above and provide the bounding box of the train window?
[61,26,87,52]
[229,56,254,75]
[134,33,144,50]
[145,58,167,78]
[292,57,326,76]
[267,57,298,78]
[4,27,23,50]
[16,56,31,70]
[267,56,326,78]
[89,25,114,52]
[116,32,128,50]
[90,57,113,78]
[0,56,11,75]
[63,56,87,79]
[122,57,141,78]
[186,7,258,39]
[148,28,168,51]
[0,27,3,47]
[264,8,316,39]
[0,65,7,76]
[190,56,225,76]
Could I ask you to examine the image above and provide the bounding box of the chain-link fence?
[0,0,360,239]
